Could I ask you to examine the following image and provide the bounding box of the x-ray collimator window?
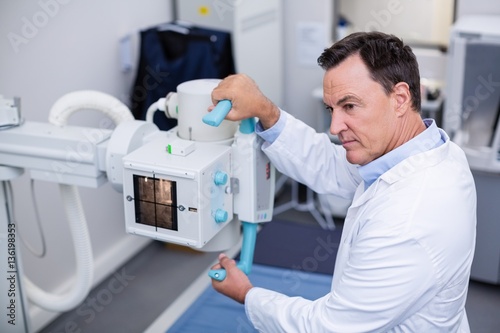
[133,175,178,231]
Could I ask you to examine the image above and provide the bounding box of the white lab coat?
[245,112,476,333]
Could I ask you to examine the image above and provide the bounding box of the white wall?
[0,1,173,330]
[282,0,335,130]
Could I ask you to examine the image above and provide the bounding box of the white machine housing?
[122,131,233,248]
[444,15,500,285]
[444,15,500,172]
[122,79,275,249]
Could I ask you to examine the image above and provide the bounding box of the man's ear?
[392,82,412,116]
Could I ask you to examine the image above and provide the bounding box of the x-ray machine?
[0,79,275,332]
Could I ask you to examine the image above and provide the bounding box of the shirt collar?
[358,119,445,189]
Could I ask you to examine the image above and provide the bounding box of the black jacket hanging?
[130,22,236,130]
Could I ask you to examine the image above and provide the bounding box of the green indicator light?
[167,144,172,154]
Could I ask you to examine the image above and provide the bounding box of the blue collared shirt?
[255,109,287,143]
[256,112,445,189]
[358,119,445,189]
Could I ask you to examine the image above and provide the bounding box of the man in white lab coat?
[210,32,476,332]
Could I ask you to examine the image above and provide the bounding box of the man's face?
[323,54,399,166]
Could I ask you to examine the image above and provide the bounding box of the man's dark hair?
[317,32,421,111]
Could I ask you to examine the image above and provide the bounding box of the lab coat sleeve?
[261,111,361,199]
[245,288,334,333]
[244,226,439,333]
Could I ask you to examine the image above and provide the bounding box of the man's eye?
[324,105,333,114]
[344,104,354,110]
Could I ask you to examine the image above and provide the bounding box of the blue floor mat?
[167,264,332,333]
[250,219,341,275]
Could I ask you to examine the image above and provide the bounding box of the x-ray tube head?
[176,79,238,142]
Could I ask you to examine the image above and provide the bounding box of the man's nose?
[329,112,347,135]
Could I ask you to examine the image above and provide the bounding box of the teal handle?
[208,222,258,281]
[202,99,256,134]
[208,268,226,281]
[203,100,232,127]
[237,222,258,274]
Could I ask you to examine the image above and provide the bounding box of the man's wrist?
[258,99,280,130]
[239,285,254,304]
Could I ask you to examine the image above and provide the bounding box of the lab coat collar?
[350,128,450,209]
[358,119,444,189]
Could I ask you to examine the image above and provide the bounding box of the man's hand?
[210,74,280,130]
[210,253,254,304]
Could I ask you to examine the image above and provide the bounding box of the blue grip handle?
[208,222,257,282]
[203,100,232,127]
[208,269,227,281]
